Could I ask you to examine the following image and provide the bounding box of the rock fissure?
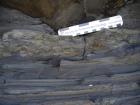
[82,36,87,60]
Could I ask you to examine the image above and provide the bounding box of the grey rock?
[59,59,140,79]
[0,82,139,103]
[118,2,140,29]
[1,29,84,58]
[0,7,41,25]
[83,71,140,85]
[0,29,140,59]
[96,95,140,105]
[85,29,140,57]
[0,6,55,34]
[0,2,140,105]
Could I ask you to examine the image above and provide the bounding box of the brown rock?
[83,0,108,17]
[0,0,84,30]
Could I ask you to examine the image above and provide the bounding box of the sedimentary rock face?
[0,1,140,105]
[0,0,84,30]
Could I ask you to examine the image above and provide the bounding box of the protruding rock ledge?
[0,29,140,59]
[0,29,85,58]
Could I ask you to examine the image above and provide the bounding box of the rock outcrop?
[0,1,140,105]
[118,1,140,29]
[0,6,55,34]
[0,29,84,58]
[0,29,139,59]
[0,0,84,30]
[0,0,129,30]
[83,0,108,17]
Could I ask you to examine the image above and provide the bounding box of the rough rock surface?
[0,0,128,29]
[83,0,108,17]
[0,29,139,59]
[118,2,140,29]
[0,28,140,104]
[0,6,55,34]
[0,0,84,30]
[0,1,140,105]
[0,29,84,58]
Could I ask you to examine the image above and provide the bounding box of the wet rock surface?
[0,1,140,105]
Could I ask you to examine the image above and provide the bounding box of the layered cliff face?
[0,1,140,105]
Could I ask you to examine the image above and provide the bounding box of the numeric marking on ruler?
[58,15,123,36]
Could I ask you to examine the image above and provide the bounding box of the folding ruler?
[58,15,123,36]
